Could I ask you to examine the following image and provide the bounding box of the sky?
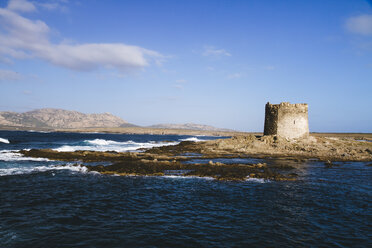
[0,0,371,132]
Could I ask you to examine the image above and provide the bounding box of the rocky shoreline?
[19,134,372,181]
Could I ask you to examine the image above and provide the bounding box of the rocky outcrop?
[20,148,296,181]
[18,134,372,181]
[0,108,133,129]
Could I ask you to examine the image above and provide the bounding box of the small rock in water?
[325,160,332,167]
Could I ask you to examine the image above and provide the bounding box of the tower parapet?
[264,102,309,139]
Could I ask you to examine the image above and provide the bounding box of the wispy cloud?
[264,65,275,70]
[203,46,231,57]
[7,0,36,13]
[172,79,187,90]
[36,0,69,13]
[227,73,242,79]
[175,79,187,83]
[172,84,184,90]
[346,14,372,36]
[22,90,32,95]
[0,0,164,71]
[0,69,22,81]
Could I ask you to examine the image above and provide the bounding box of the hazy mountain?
[0,108,134,129]
[148,123,234,132]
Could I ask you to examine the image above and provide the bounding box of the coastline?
[18,132,372,181]
[1,125,372,141]
[0,125,244,137]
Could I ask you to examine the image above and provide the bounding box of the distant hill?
[0,109,233,132]
[148,123,234,132]
[0,108,135,129]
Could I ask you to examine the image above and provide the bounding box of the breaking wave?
[0,150,50,162]
[161,175,215,180]
[180,137,205,142]
[26,130,51,133]
[0,164,88,176]
[0,138,10,144]
[53,139,179,152]
[245,177,268,183]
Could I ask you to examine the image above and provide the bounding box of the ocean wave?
[85,139,124,146]
[245,177,268,183]
[0,164,88,176]
[0,138,10,144]
[26,130,51,133]
[161,175,215,180]
[0,150,50,161]
[53,139,179,152]
[108,174,215,180]
[179,137,205,142]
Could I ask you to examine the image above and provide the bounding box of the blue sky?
[0,0,371,132]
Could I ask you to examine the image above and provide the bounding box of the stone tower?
[264,102,309,139]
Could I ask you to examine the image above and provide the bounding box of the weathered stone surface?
[264,102,309,139]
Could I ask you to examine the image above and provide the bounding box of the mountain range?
[0,108,133,129]
[0,108,231,131]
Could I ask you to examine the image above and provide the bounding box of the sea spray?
[0,138,10,144]
[0,150,50,162]
[53,139,180,152]
[0,163,88,176]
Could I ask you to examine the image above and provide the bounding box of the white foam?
[26,130,51,133]
[0,163,88,176]
[53,139,179,152]
[85,139,122,146]
[0,138,10,144]
[180,137,205,142]
[245,177,268,183]
[161,175,214,180]
[0,150,50,161]
[109,174,215,180]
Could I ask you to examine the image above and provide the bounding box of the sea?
[0,130,371,247]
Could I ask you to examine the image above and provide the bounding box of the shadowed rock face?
[0,108,132,128]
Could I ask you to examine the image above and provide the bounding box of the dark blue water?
[0,131,371,247]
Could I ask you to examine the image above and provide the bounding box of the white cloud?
[172,84,183,90]
[0,69,22,81]
[7,0,36,13]
[203,46,231,57]
[176,79,187,83]
[0,56,13,65]
[0,0,164,71]
[36,1,68,12]
[227,73,242,79]
[346,14,372,35]
[172,79,186,89]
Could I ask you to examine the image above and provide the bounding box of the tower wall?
[264,102,309,139]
